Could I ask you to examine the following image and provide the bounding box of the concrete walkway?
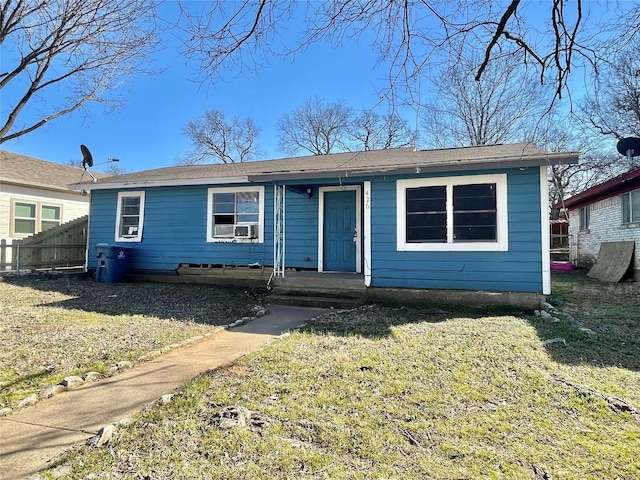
[0,305,327,479]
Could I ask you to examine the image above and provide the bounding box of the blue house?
[71,143,578,306]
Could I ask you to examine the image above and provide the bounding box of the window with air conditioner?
[234,224,258,238]
[207,186,264,243]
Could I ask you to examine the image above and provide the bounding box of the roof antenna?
[80,144,97,182]
[79,144,120,183]
[616,137,640,161]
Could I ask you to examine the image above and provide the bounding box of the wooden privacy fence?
[0,215,88,271]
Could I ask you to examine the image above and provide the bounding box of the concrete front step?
[267,294,361,309]
[270,275,365,291]
[271,285,364,299]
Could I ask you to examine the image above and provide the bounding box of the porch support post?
[364,181,372,287]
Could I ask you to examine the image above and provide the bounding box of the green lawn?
[44,271,640,479]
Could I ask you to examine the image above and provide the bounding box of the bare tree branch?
[577,37,640,140]
[172,0,625,108]
[349,111,417,151]
[0,0,159,144]
[181,109,262,164]
[475,0,520,81]
[422,46,552,147]
[277,97,353,156]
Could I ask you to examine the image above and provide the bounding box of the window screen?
[453,183,497,241]
[405,186,447,242]
[119,196,141,237]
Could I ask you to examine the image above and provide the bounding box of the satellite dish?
[80,144,94,169]
[616,137,640,158]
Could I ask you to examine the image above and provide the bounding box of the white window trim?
[206,186,265,243]
[396,173,509,252]
[115,191,145,242]
[11,199,63,238]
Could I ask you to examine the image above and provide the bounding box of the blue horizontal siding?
[368,168,544,292]
[283,189,319,268]
[86,167,545,293]
[88,186,273,271]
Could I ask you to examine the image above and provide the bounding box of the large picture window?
[115,191,145,242]
[397,174,508,251]
[622,189,640,224]
[207,186,264,243]
[12,201,61,237]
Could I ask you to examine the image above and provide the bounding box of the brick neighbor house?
[559,167,640,280]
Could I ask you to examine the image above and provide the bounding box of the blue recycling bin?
[96,245,131,283]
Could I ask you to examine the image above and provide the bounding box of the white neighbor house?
[0,150,98,266]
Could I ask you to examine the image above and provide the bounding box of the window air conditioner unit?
[234,225,258,238]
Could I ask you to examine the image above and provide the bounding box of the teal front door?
[323,190,357,271]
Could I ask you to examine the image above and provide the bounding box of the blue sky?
[1,1,618,173]
[2,2,405,173]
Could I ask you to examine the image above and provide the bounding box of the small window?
[622,189,640,224]
[115,191,145,242]
[207,186,264,243]
[579,206,590,231]
[397,174,508,252]
[14,202,36,235]
[41,205,61,231]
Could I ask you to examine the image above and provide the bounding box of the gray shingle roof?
[71,143,579,190]
[0,150,106,192]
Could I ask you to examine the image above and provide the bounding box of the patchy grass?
[44,270,640,480]
[542,269,640,408]
[0,274,265,408]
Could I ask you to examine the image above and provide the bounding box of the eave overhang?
[247,155,577,182]
[556,167,640,210]
[69,176,251,191]
[1,177,86,195]
[69,152,578,191]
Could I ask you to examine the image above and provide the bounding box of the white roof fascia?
[69,176,251,191]
[68,151,579,190]
[248,156,578,182]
